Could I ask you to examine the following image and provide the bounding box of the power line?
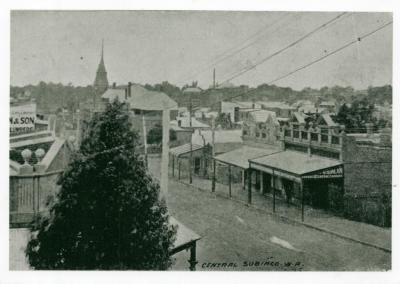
[203,20,392,109]
[268,20,393,85]
[193,12,350,104]
[177,12,294,85]
[221,12,349,84]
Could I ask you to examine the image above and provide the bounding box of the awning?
[169,143,204,157]
[214,145,281,169]
[250,150,343,181]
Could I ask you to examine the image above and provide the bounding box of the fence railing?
[10,171,62,226]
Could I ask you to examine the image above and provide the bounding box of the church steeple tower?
[94,40,109,94]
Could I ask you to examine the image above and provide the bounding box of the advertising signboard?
[10,103,36,133]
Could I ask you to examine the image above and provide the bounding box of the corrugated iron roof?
[250,150,342,176]
[215,145,281,169]
[169,143,204,156]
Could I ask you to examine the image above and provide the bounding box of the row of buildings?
[10,43,392,229]
[169,103,392,227]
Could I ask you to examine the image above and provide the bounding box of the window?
[262,133,267,138]
[243,130,248,136]
[256,132,260,138]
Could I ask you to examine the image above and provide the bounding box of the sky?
[10,11,392,90]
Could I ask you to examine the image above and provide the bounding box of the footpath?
[173,173,391,253]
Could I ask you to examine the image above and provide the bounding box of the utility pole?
[213,68,216,89]
[211,117,216,192]
[189,96,193,184]
[160,108,170,203]
[142,113,148,168]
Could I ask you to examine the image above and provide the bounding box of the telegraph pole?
[189,96,193,184]
[142,113,148,168]
[211,117,216,192]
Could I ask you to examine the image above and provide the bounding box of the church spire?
[101,39,104,63]
[94,39,109,94]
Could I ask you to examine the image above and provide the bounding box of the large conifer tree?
[26,100,177,270]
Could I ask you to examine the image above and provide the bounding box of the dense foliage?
[12,82,392,115]
[26,100,177,270]
[214,112,234,129]
[146,124,177,145]
[11,82,96,114]
[335,98,388,133]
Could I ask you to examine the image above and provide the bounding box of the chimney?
[128,82,132,98]
[113,82,116,89]
[125,88,128,100]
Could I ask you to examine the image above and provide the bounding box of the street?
[147,157,391,271]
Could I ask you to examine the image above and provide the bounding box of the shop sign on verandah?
[302,165,343,179]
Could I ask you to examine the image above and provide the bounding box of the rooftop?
[250,150,342,176]
[215,145,281,169]
[192,129,243,145]
[257,101,296,110]
[169,143,204,156]
[102,84,178,111]
[173,116,210,129]
[249,109,276,123]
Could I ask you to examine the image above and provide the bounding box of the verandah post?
[228,164,232,198]
[301,178,304,222]
[248,168,252,204]
[272,169,276,213]
[212,159,216,192]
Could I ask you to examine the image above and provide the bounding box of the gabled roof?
[317,113,338,127]
[249,110,276,123]
[102,84,178,110]
[291,112,306,124]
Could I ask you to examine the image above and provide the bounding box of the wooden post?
[301,179,304,222]
[189,242,198,271]
[160,109,170,202]
[228,164,232,198]
[178,158,181,180]
[142,114,148,168]
[247,168,252,204]
[212,159,216,192]
[189,97,193,184]
[272,169,276,213]
[172,155,175,177]
[242,170,245,190]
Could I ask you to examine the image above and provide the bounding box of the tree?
[26,100,177,270]
[147,124,177,144]
[215,113,233,129]
[335,98,383,133]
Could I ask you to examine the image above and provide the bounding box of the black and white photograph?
[3,1,399,282]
